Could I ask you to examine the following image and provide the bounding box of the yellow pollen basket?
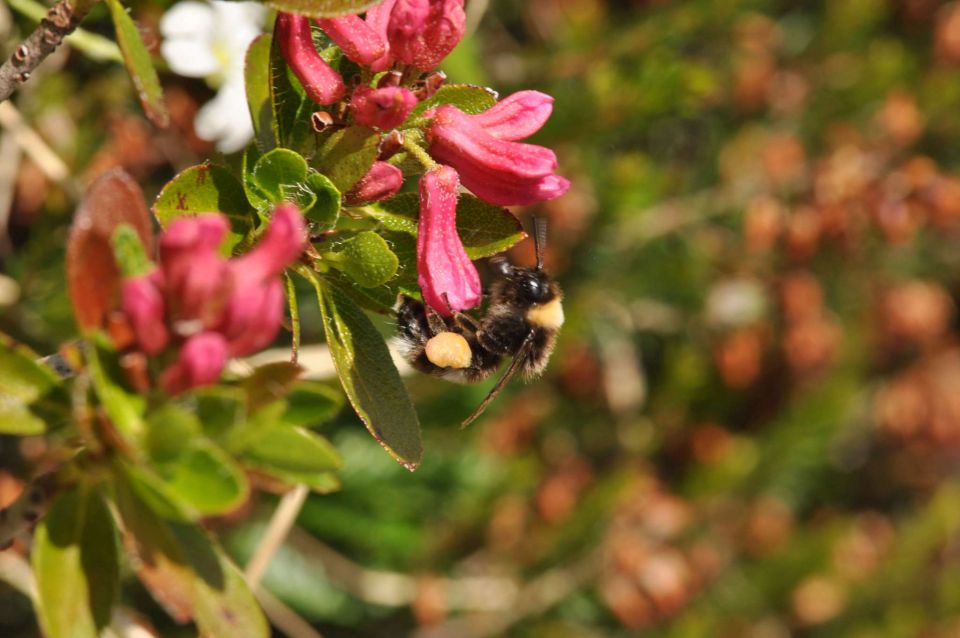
[425,331,472,369]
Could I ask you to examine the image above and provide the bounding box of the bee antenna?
[533,217,547,271]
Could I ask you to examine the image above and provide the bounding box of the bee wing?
[461,328,537,429]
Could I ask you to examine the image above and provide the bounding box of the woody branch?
[0,0,99,103]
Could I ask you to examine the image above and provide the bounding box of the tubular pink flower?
[387,0,465,71]
[417,165,481,315]
[469,91,554,140]
[315,15,386,66]
[365,0,397,71]
[229,204,307,282]
[120,271,169,355]
[426,105,570,206]
[275,12,345,105]
[345,161,404,204]
[218,204,306,356]
[219,279,286,356]
[160,332,229,395]
[350,85,418,130]
[158,215,231,331]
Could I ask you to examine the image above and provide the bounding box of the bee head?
[512,268,555,305]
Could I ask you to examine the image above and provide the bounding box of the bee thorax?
[425,331,473,369]
[526,298,564,330]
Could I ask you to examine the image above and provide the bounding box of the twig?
[0,0,99,103]
[0,101,77,198]
[245,484,310,589]
[255,587,326,638]
[0,125,21,255]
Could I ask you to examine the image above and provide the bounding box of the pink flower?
[387,0,465,71]
[120,271,168,355]
[469,90,554,140]
[350,85,418,130]
[417,165,481,315]
[315,14,386,66]
[118,205,307,395]
[218,204,306,356]
[426,103,570,206]
[160,332,229,395]
[365,0,397,71]
[345,161,404,204]
[228,204,307,283]
[275,12,345,105]
[158,215,231,333]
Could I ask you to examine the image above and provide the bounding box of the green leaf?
[304,172,341,229]
[192,387,247,442]
[407,84,498,121]
[365,193,527,258]
[245,34,276,151]
[264,0,384,18]
[269,32,316,157]
[313,126,380,193]
[113,471,269,637]
[161,439,250,517]
[240,361,303,414]
[0,337,58,403]
[33,485,119,638]
[86,334,146,442]
[243,426,342,474]
[307,274,422,469]
[247,149,316,212]
[327,231,399,287]
[283,381,344,428]
[146,403,202,463]
[153,165,255,254]
[247,464,341,493]
[110,224,152,279]
[0,404,46,435]
[456,195,528,259]
[105,0,168,128]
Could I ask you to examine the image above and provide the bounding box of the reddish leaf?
[67,170,154,332]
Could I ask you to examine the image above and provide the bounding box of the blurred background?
[6,0,960,635]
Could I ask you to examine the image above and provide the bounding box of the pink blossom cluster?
[121,205,307,394]
[276,0,570,316]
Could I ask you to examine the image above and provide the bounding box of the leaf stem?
[285,273,301,365]
[401,133,438,171]
[0,0,101,103]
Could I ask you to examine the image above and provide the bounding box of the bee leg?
[424,303,450,336]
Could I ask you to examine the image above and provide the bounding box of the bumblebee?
[395,222,564,427]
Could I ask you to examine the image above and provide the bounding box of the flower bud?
[158,215,232,332]
[351,85,418,130]
[275,12,345,105]
[416,166,481,315]
[345,161,404,204]
[316,14,386,66]
[160,332,229,395]
[427,105,570,206]
[387,0,466,71]
[121,271,169,355]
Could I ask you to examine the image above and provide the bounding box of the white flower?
[160,0,266,153]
